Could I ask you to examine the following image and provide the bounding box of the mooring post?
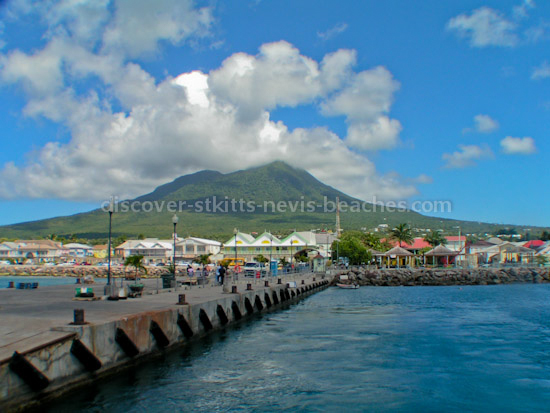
[277,278,282,284]
[247,283,252,291]
[73,309,85,325]
[231,285,238,294]
[177,294,187,305]
[264,280,269,287]
[301,280,305,285]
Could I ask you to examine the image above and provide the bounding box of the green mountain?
[0,162,544,241]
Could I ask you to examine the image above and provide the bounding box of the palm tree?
[423,231,447,247]
[124,254,147,283]
[254,254,268,264]
[391,223,413,247]
[194,254,212,266]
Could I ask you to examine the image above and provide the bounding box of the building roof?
[63,243,92,249]
[179,237,221,246]
[385,246,414,256]
[445,235,467,242]
[523,240,545,249]
[425,245,457,256]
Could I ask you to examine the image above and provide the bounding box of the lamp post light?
[172,214,179,291]
[233,228,238,283]
[269,233,273,276]
[105,197,114,297]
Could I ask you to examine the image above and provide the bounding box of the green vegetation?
[193,254,212,266]
[124,255,147,281]
[332,232,373,265]
[0,162,548,241]
[423,231,448,247]
[254,254,269,264]
[391,223,413,247]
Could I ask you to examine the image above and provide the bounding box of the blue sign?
[269,260,278,276]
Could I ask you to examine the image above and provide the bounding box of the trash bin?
[161,274,175,288]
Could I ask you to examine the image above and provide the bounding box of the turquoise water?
[0,275,78,288]
[0,275,108,288]
[42,284,550,412]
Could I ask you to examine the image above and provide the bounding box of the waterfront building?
[222,231,335,263]
[115,238,175,264]
[0,240,64,263]
[62,242,93,258]
[175,237,222,261]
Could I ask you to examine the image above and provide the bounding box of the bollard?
[264,280,269,287]
[73,309,85,325]
[231,285,238,294]
[247,283,252,291]
[301,280,305,285]
[8,281,14,288]
[177,294,187,305]
[277,278,282,284]
[313,277,316,282]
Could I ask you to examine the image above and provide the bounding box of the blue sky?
[0,0,548,228]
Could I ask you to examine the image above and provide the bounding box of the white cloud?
[0,3,417,203]
[531,61,550,80]
[500,136,536,154]
[321,66,402,150]
[442,144,494,169]
[317,23,348,41]
[513,0,536,20]
[447,7,518,47]
[102,0,213,58]
[474,114,499,133]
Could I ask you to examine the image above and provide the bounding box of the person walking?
[219,264,226,285]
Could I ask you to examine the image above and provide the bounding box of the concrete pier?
[0,273,329,411]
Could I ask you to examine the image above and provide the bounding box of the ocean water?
[0,275,87,288]
[42,284,550,412]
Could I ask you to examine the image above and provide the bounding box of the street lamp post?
[269,233,273,276]
[233,228,238,283]
[172,214,179,291]
[105,198,114,297]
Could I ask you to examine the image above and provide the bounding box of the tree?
[137,233,145,240]
[254,254,268,264]
[279,257,288,266]
[423,231,447,247]
[194,254,212,266]
[124,255,147,282]
[391,223,413,247]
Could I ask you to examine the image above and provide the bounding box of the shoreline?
[333,267,550,286]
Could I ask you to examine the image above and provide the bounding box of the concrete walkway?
[0,272,321,362]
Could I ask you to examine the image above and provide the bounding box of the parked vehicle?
[0,260,11,265]
[244,262,267,277]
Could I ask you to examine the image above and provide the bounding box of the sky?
[0,0,548,228]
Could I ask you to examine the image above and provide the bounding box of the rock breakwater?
[0,265,175,278]
[334,267,550,286]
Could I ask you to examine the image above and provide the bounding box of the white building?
[63,243,93,258]
[176,237,222,261]
[222,231,335,263]
[115,239,174,264]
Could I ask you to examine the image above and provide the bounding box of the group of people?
[183,264,228,286]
